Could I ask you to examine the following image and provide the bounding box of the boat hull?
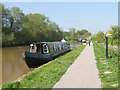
[24,49,70,68]
[24,52,51,68]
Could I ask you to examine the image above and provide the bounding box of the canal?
[2,46,34,84]
[2,42,81,84]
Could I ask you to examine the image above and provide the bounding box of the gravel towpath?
[53,42,101,88]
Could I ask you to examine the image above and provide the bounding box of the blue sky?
[2,2,118,34]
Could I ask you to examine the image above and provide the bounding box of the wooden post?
[105,36,108,59]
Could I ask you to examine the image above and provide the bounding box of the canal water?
[2,46,34,84]
[2,42,81,84]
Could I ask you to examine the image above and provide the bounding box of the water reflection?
[2,46,34,84]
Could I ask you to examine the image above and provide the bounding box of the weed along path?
[53,42,101,88]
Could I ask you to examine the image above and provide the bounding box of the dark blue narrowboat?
[24,42,70,68]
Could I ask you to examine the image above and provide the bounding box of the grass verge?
[2,44,86,88]
[93,43,118,88]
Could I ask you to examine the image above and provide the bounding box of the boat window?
[59,45,61,50]
[65,44,67,48]
[56,45,58,51]
[36,44,41,53]
[57,45,59,51]
[54,45,56,51]
[64,44,66,48]
[49,45,53,52]
[43,44,49,54]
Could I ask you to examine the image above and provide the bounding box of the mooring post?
[105,36,108,59]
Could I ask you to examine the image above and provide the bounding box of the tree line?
[92,25,119,46]
[1,3,92,47]
[64,28,91,41]
[1,3,64,47]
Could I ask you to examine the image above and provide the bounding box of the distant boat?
[82,40,86,43]
[24,42,70,68]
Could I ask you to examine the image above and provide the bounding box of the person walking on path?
[53,42,101,88]
[89,39,91,46]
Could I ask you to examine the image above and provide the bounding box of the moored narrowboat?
[24,42,70,68]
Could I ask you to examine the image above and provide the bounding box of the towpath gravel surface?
[53,42,101,88]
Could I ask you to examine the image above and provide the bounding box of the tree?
[2,6,25,33]
[63,31,70,41]
[69,28,76,40]
[105,26,119,46]
[2,3,11,34]
[8,7,25,32]
[1,3,64,47]
[1,4,25,46]
[19,14,46,43]
[92,32,105,43]
[2,32,15,46]
[96,32,105,43]
[76,29,91,36]
[19,14,63,44]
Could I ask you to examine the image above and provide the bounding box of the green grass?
[2,44,86,88]
[93,43,118,88]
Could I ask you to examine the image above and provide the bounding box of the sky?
[2,2,118,34]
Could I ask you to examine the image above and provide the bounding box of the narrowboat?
[24,42,70,68]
